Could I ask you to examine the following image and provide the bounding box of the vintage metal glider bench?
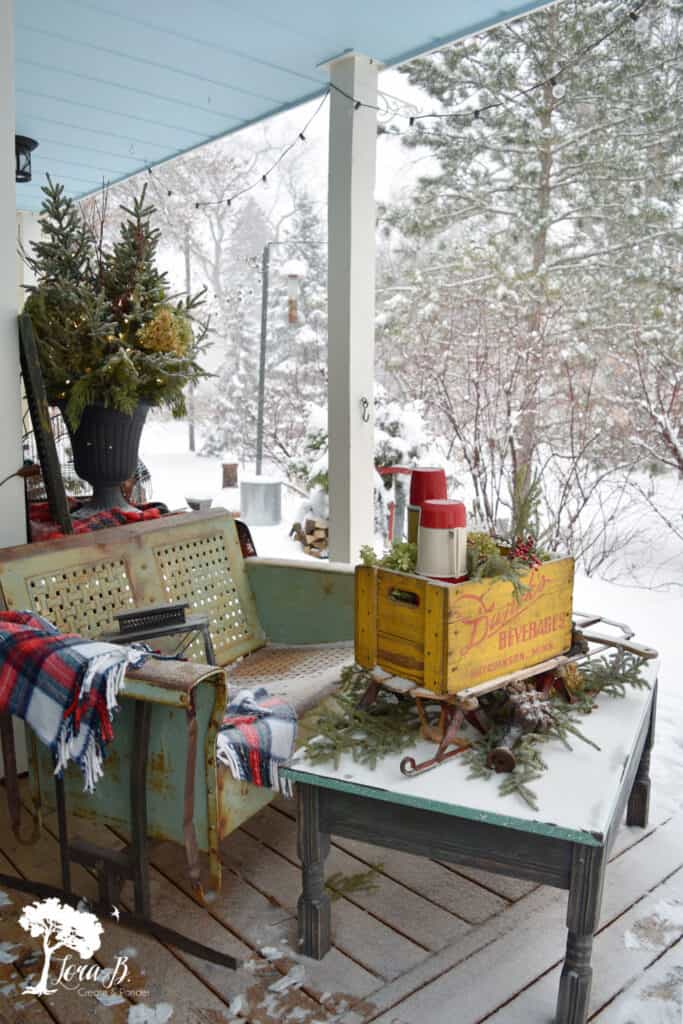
[0,509,355,958]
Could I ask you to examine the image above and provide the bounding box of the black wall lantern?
[15,135,38,183]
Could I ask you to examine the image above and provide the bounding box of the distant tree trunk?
[184,228,195,453]
[511,74,554,537]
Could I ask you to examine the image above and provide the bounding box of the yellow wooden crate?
[355,557,574,696]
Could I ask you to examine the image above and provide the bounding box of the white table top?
[285,660,658,847]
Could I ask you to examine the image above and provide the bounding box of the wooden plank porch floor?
[0,783,680,1024]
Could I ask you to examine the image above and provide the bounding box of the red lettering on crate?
[498,611,566,652]
[453,571,552,655]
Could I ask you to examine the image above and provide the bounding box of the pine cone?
[509,688,555,734]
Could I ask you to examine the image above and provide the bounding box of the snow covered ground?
[141,414,683,823]
[139,417,309,560]
[574,573,682,823]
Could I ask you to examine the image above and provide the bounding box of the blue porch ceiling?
[15,0,554,212]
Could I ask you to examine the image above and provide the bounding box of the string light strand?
[323,0,657,127]
[139,0,662,211]
[195,90,330,209]
[406,0,655,124]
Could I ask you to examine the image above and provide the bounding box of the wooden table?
[284,662,658,1024]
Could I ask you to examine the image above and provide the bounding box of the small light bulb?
[552,82,566,100]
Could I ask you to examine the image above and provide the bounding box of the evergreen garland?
[303,665,422,770]
[462,655,650,810]
[305,656,649,813]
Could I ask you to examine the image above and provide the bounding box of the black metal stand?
[18,314,73,535]
[100,603,216,665]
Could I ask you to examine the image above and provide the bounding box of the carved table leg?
[556,844,606,1024]
[297,783,331,959]
[627,683,656,828]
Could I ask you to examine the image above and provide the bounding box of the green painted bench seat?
[0,509,355,891]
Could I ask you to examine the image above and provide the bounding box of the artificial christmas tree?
[23,177,208,510]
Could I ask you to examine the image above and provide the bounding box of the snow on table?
[286,659,658,846]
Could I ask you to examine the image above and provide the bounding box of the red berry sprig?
[511,535,542,567]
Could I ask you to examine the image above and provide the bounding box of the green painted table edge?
[282,765,603,847]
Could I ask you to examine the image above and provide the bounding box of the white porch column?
[0,0,25,547]
[326,53,379,563]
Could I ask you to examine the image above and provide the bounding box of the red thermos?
[416,499,467,582]
[407,468,447,543]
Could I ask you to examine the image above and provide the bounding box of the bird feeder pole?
[255,242,271,476]
[255,245,306,476]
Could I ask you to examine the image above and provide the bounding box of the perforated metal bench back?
[0,509,265,666]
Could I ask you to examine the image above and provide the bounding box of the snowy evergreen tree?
[380,0,682,559]
[289,387,437,540]
[26,178,209,430]
[200,187,328,465]
[198,198,272,459]
[259,190,328,467]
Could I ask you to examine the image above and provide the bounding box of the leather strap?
[184,697,204,903]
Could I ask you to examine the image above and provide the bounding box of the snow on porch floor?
[0,783,681,1023]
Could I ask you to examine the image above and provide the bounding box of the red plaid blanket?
[29,500,162,542]
[0,612,146,791]
[216,687,297,796]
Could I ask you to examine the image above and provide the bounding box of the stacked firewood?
[290,517,329,558]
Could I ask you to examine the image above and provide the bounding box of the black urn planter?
[65,402,150,513]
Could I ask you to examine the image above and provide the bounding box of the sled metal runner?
[357,612,658,779]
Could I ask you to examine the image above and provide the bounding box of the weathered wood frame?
[293,682,656,1024]
[18,314,73,535]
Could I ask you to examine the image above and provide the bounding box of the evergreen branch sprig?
[579,652,651,698]
[463,655,649,810]
[465,532,539,601]
[303,665,421,770]
[325,863,384,902]
[360,542,418,573]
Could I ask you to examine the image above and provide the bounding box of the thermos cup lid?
[420,499,466,529]
[409,467,447,506]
